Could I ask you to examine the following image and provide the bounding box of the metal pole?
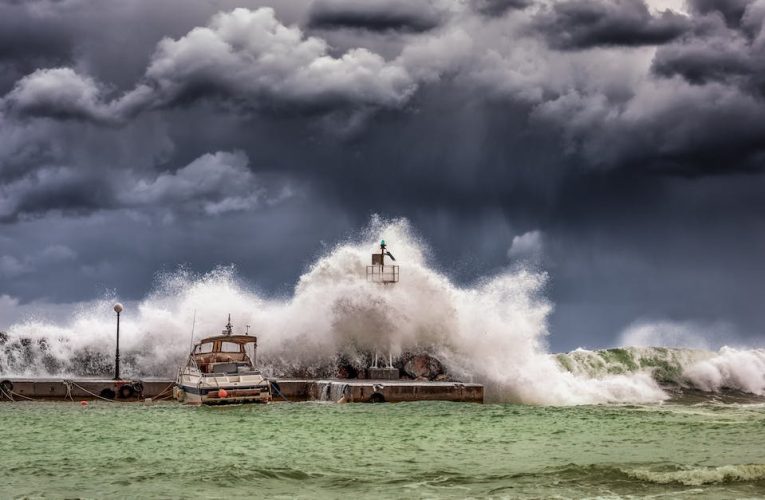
[113,303,123,380]
[114,310,120,380]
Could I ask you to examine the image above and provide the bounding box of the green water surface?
[1,401,764,499]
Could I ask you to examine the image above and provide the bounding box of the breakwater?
[0,377,483,403]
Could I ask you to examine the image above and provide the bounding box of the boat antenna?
[188,309,197,352]
[223,314,233,336]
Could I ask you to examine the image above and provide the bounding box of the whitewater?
[1,218,764,404]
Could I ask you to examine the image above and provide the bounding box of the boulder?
[402,354,444,380]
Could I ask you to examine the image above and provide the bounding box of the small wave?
[623,464,765,486]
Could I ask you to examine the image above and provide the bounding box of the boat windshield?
[220,341,242,352]
[195,343,214,354]
[193,341,245,354]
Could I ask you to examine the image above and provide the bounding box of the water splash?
[555,346,765,396]
[1,217,763,404]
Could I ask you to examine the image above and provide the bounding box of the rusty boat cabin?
[192,335,259,375]
[175,324,272,405]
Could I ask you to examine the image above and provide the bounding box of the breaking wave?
[623,464,765,486]
[555,346,765,396]
[1,217,763,404]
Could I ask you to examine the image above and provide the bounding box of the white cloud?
[508,230,543,261]
[122,150,266,215]
[3,8,417,124]
[3,68,125,124]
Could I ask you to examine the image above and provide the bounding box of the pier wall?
[1,377,483,403]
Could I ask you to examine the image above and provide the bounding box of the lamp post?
[113,303,123,380]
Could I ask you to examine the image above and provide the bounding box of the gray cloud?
[120,150,276,216]
[533,0,690,49]
[3,68,128,124]
[4,3,760,177]
[688,0,752,27]
[307,0,446,32]
[652,33,754,85]
[2,8,417,125]
[0,149,286,222]
[471,0,532,16]
[650,0,765,101]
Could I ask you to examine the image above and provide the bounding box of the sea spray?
[555,346,765,396]
[0,218,762,403]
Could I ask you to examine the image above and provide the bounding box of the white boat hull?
[175,373,272,405]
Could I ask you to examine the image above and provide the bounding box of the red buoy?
[80,400,88,407]
[218,388,228,398]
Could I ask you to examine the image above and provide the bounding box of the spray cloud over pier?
[1,218,764,404]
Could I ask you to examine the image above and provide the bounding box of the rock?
[336,356,360,379]
[403,354,444,381]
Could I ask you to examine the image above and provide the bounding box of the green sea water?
[2,401,764,499]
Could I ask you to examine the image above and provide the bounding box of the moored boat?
[174,316,272,405]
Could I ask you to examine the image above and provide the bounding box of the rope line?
[63,380,74,401]
[65,380,121,403]
[10,390,34,401]
[0,385,14,402]
[271,381,291,403]
[152,382,176,399]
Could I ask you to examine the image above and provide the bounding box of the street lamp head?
[113,303,124,314]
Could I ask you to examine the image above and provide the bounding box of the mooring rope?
[9,390,34,401]
[271,382,291,403]
[146,382,177,401]
[0,385,14,402]
[65,380,121,403]
[152,382,176,399]
[63,380,74,401]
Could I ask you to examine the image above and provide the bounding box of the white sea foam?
[0,217,762,404]
[625,464,765,486]
[682,347,765,395]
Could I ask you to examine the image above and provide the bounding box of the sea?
[2,398,764,498]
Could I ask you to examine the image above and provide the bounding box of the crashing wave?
[555,346,765,396]
[1,217,763,404]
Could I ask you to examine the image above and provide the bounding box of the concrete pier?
[1,377,483,403]
[0,378,173,401]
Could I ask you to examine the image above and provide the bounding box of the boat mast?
[223,314,233,336]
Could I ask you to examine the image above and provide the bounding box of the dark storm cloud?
[4,1,765,181]
[2,0,765,349]
[1,7,416,125]
[651,34,754,85]
[688,0,752,26]
[650,2,765,98]
[533,0,690,49]
[471,0,532,16]
[0,148,287,222]
[307,0,445,32]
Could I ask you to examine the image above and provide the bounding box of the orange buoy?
[80,400,88,407]
[218,388,228,398]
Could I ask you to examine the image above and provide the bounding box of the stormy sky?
[1,0,764,351]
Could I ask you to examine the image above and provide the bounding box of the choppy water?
[2,400,764,499]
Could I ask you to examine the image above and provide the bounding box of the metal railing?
[366,265,399,284]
